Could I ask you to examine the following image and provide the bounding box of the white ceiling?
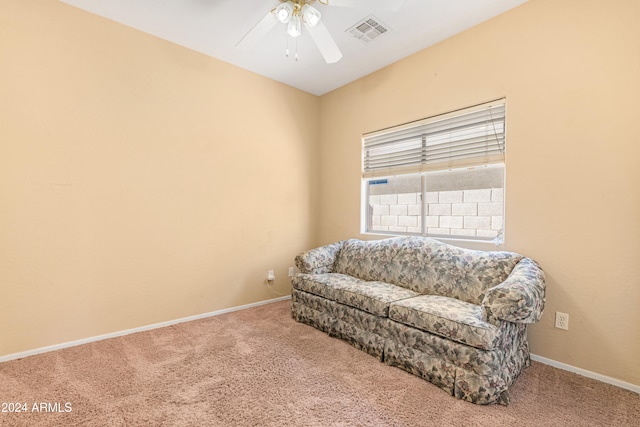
[58,0,528,96]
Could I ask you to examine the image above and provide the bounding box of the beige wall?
[317,0,639,386]
[1,0,318,355]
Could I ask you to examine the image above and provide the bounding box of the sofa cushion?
[389,295,501,350]
[293,273,419,317]
[332,238,400,285]
[334,237,522,305]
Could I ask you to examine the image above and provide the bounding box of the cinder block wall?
[369,188,503,237]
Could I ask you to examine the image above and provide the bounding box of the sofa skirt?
[291,288,531,405]
[292,288,388,359]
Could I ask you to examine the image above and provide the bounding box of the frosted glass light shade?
[275,2,294,23]
[302,5,322,27]
[287,15,302,37]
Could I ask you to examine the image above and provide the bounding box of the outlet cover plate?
[555,312,569,330]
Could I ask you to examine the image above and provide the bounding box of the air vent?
[347,15,391,43]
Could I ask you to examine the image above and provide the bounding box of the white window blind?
[363,100,505,178]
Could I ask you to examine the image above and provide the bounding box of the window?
[362,100,506,242]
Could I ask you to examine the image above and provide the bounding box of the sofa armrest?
[482,258,546,324]
[294,241,346,274]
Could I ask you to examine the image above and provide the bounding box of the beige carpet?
[1,300,638,426]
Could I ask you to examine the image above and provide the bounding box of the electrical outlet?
[288,267,295,277]
[555,312,569,330]
[267,270,275,282]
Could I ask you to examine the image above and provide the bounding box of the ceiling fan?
[236,0,404,64]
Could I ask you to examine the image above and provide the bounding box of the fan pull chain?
[284,37,298,62]
[284,35,299,61]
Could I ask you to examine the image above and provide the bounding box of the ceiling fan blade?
[327,0,404,12]
[305,21,343,64]
[236,11,279,49]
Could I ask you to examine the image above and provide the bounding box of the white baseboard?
[530,353,640,394]
[4,299,638,397]
[0,295,291,363]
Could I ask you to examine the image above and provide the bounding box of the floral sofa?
[290,236,545,405]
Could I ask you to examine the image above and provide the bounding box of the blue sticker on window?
[369,179,388,185]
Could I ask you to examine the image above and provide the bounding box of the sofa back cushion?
[333,237,522,305]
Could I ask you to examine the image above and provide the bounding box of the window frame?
[360,100,507,244]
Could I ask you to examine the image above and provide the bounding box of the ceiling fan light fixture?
[287,15,302,38]
[275,1,294,24]
[301,5,322,28]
